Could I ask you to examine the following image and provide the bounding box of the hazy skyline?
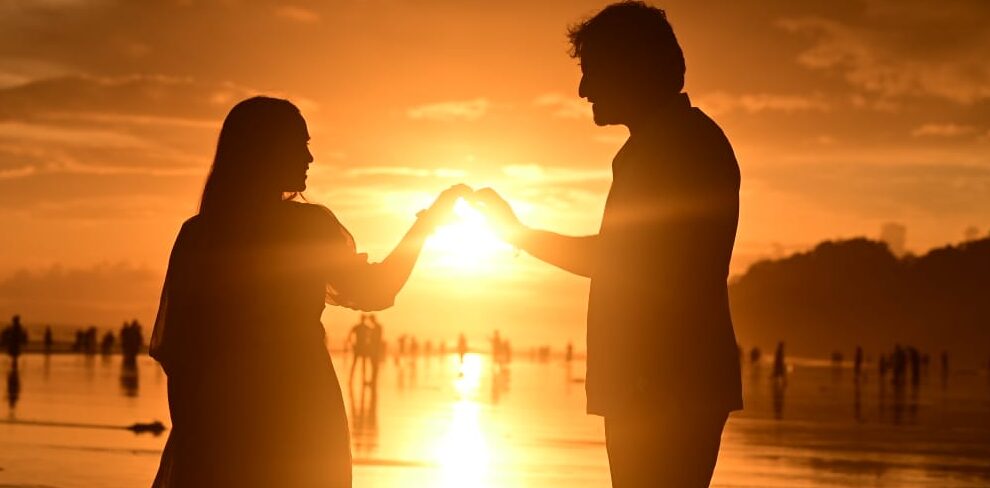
[2,0,988,345]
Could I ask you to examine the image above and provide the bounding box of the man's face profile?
[577,48,639,127]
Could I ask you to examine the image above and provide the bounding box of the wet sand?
[1,351,988,487]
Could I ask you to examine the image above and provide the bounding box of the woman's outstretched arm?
[375,184,471,297]
[326,184,471,311]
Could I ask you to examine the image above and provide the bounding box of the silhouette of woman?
[149,96,467,487]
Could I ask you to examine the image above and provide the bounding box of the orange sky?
[1,0,988,347]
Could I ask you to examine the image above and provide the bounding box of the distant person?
[565,342,574,363]
[101,331,116,356]
[830,351,843,366]
[773,342,787,380]
[457,333,468,363]
[409,337,419,358]
[347,314,372,384]
[470,5,743,484]
[491,330,502,364]
[750,347,762,365]
[121,320,144,365]
[907,347,921,386]
[44,326,54,355]
[148,96,468,487]
[1,315,28,367]
[84,326,98,355]
[854,346,863,379]
[892,344,906,386]
[368,314,385,385]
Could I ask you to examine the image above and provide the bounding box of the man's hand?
[466,187,525,244]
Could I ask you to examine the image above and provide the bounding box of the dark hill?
[729,237,990,367]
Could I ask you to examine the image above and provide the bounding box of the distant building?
[880,222,907,256]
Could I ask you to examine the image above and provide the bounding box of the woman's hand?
[418,183,473,230]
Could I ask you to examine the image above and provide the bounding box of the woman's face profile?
[272,114,314,192]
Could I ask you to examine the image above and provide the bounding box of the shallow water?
[1,351,988,487]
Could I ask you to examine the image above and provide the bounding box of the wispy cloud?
[533,93,591,119]
[501,164,610,183]
[696,91,830,116]
[345,166,468,179]
[911,123,978,137]
[406,98,489,122]
[778,5,990,104]
[275,6,321,24]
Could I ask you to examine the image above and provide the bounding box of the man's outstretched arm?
[469,188,598,278]
[514,228,597,278]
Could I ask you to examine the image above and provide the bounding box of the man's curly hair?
[567,1,686,94]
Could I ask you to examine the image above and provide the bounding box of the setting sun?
[424,200,514,273]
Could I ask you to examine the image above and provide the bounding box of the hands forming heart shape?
[420,184,524,244]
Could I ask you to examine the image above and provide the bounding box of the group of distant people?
[876,345,948,387]
[346,318,537,383]
[744,341,962,389]
[0,314,144,361]
[71,320,144,360]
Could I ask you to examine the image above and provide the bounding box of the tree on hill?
[729,237,990,367]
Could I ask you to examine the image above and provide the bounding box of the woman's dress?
[150,201,390,487]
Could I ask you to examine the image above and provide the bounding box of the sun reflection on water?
[433,353,493,487]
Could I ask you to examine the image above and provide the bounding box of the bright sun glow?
[425,199,513,273]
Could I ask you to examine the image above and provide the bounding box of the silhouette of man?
[348,314,373,384]
[470,3,741,486]
[368,314,385,385]
[1,315,28,367]
[44,326,54,355]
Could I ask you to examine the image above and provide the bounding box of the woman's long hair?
[199,96,303,215]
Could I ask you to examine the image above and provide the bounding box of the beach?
[1,351,989,487]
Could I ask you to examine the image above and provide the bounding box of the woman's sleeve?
[312,206,396,312]
[149,219,196,374]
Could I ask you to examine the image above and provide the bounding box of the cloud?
[406,98,489,122]
[696,91,831,116]
[275,5,321,24]
[501,164,609,184]
[911,123,978,138]
[345,166,468,179]
[533,93,591,119]
[0,74,273,181]
[779,2,990,104]
[0,74,256,122]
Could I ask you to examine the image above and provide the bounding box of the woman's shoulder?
[280,200,339,224]
[280,201,353,243]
